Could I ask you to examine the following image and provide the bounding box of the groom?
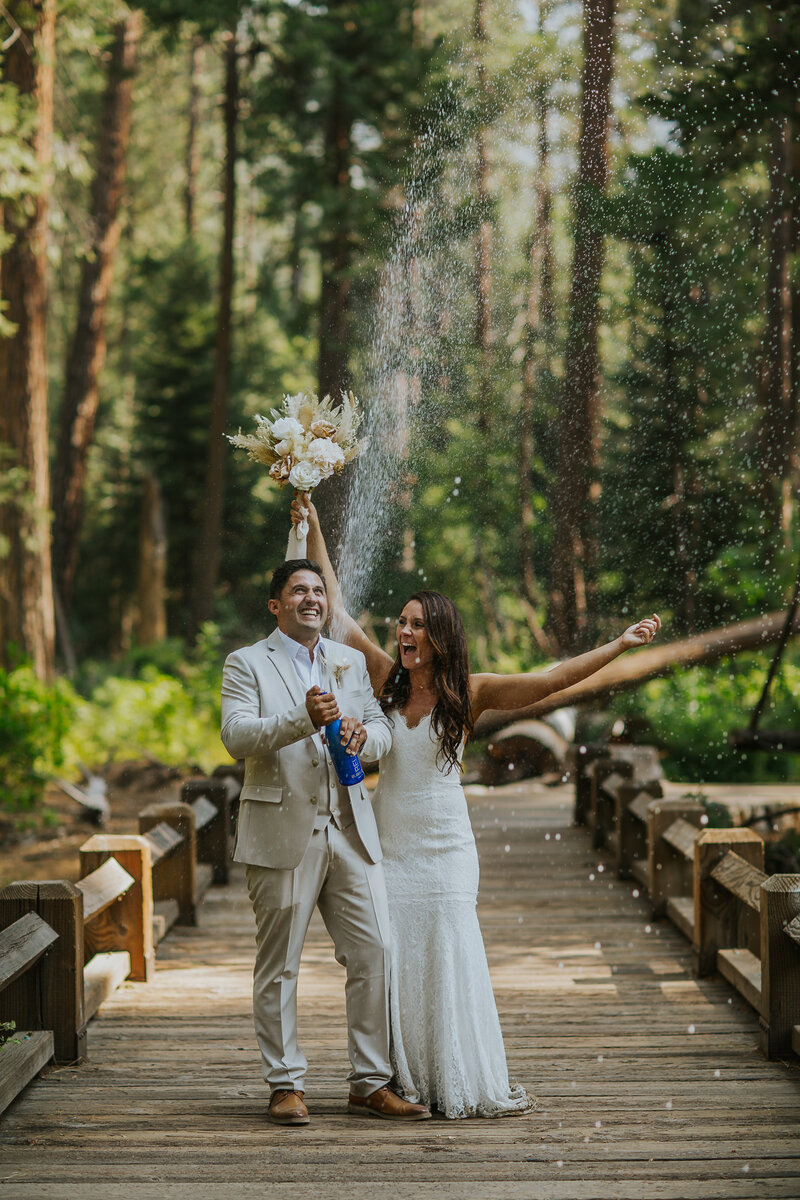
[221,558,430,1125]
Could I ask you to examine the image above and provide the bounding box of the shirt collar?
[276,627,324,666]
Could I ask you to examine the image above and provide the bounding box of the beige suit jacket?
[220,629,392,870]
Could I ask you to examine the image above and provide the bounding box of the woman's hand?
[290,491,320,531]
[618,613,661,651]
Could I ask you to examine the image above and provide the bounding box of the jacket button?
[310,795,317,804]
[311,757,319,767]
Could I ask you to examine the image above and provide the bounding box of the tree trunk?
[0,0,57,682]
[758,114,795,558]
[185,33,202,238]
[52,12,141,614]
[317,84,351,397]
[520,23,555,656]
[550,0,616,654]
[658,242,696,633]
[473,0,492,436]
[135,472,167,646]
[190,33,238,636]
[316,80,353,555]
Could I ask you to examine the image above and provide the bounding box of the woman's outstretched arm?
[470,615,661,718]
[291,493,394,694]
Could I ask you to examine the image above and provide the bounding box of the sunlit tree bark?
[520,7,555,655]
[473,0,492,436]
[758,114,795,559]
[0,0,57,680]
[191,32,238,635]
[53,12,141,614]
[550,0,616,653]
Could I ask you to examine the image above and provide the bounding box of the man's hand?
[306,686,340,728]
[336,716,367,756]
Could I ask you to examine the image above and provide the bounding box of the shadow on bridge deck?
[1,781,799,1199]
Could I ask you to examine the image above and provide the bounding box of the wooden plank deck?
[1,779,799,1200]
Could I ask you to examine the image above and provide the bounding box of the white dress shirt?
[275,630,348,830]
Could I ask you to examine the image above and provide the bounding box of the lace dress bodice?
[374,712,476,900]
[373,711,531,1119]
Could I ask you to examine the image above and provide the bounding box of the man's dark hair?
[269,558,327,601]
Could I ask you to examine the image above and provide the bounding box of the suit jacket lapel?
[265,629,305,707]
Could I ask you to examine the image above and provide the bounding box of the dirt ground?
[0,761,196,889]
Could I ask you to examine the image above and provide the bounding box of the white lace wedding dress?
[373,711,532,1118]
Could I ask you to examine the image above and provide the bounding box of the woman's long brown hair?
[378,590,473,771]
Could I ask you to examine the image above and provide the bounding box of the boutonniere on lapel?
[319,649,351,688]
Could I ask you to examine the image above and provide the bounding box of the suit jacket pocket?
[240,783,282,804]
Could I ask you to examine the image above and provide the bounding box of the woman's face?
[397,599,435,671]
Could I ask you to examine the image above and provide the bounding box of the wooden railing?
[569,745,800,1059]
[0,764,242,1114]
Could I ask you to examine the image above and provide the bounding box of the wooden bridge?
[1,770,799,1199]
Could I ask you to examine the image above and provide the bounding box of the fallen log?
[481,719,569,784]
[474,608,800,736]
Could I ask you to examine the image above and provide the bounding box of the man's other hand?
[337,717,367,756]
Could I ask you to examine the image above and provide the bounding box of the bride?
[291,495,660,1118]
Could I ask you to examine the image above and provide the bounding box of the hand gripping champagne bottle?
[321,694,365,786]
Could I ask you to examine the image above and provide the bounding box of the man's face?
[268,569,328,645]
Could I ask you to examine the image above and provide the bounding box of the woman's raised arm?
[470,614,661,719]
[291,493,394,694]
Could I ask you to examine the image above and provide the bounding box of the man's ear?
[268,597,281,618]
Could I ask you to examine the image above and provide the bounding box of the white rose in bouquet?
[270,416,304,441]
[308,437,345,473]
[289,460,323,491]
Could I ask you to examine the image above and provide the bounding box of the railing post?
[694,829,764,977]
[648,799,704,917]
[588,758,633,848]
[0,881,86,1064]
[139,801,197,925]
[616,779,662,878]
[759,874,800,1059]
[567,743,607,826]
[79,835,155,982]
[181,778,232,884]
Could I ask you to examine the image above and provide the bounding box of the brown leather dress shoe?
[268,1089,309,1125]
[347,1085,431,1121]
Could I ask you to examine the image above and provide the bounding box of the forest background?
[1,0,799,819]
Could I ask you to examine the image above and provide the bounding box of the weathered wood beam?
[476,609,800,730]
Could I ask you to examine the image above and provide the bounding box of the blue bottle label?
[325,715,365,785]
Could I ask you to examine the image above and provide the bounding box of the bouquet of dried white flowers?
[228,390,366,550]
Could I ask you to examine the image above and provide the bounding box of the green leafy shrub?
[0,666,75,812]
[62,666,223,774]
[611,650,800,783]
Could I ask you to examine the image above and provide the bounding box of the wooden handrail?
[0,912,58,993]
[142,820,184,865]
[77,857,135,924]
[662,817,701,862]
[785,913,800,948]
[0,761,244,1115]
[570,741,800,1059]
[190,794,218,832]
[710,850,767,913]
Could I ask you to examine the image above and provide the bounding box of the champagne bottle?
[322,698,365,786]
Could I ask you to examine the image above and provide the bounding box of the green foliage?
[64,626,226,773]
[610,650,800,783]
[63,667,223,774]
[0,60,40,334]
[0,1020,19,1049]
[0,666,74,812]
